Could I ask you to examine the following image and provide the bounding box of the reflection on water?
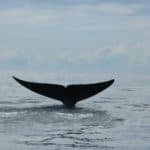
[0,103,123,149]
[0,104,115,127]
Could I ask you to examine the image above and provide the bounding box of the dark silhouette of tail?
[13,76,114,108]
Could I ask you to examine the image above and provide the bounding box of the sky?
[0,0,150,75]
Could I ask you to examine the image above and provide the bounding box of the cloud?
[0,41,149,72]
[0,1,150,73]
[95,3,142,15]
[57,48,109,63]
[0,3,145,25]
[56,42,150,67]
[0,7,51,24]
[0,49,22,60]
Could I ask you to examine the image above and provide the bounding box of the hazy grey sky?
[0,0,150,74]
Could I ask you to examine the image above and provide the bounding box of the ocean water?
[0,71,150,150]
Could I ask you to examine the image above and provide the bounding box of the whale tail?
[13,76,114,108]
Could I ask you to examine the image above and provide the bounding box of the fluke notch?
[13,76,114,108]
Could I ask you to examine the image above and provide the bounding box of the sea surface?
[0,71,150,150]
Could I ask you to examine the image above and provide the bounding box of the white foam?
[0,112,18,117]
[56,112,93,119]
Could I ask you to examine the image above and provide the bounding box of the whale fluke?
[13,76,114,108]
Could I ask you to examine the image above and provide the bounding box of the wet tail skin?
[13,76,114,108]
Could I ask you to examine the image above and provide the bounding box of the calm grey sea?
[0,71,150,150]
